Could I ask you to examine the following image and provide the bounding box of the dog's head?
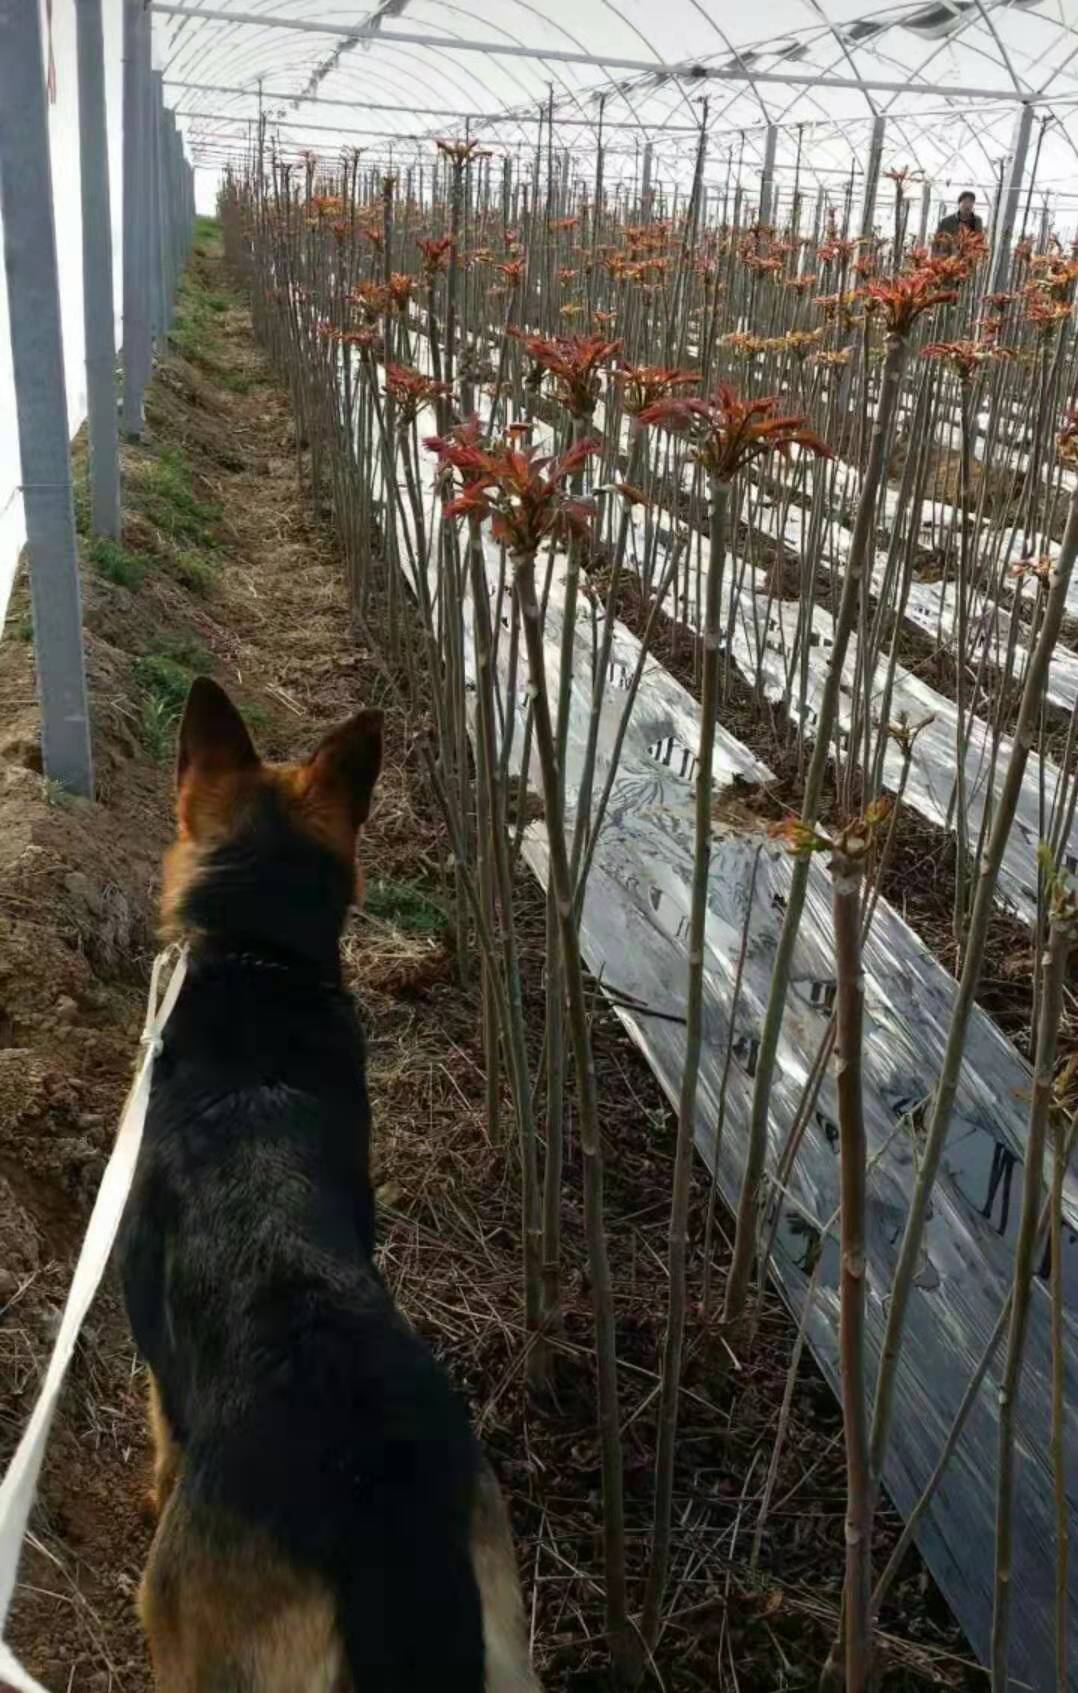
[162,678,383,957]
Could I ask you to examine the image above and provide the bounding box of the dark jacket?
[936,210,984,239]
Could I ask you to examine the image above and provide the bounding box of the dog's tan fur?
[141,1409,538,1692]
[135,683,540,1690]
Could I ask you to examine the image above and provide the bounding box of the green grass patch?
[134,652,195,761]
[242,700,270,737]
[8,610,33,642]
[363,879,449,935]
[170,277,220,364]
[166,547,219,594]
[44,778,75,810]
[170,262,233,365]
[156,632,214,672]
[72,473,91,538]
[87,536,148,591]
[215,367,257,395]
[134,447,221,547]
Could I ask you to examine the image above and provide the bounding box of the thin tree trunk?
[831,836,872,1693]
[869,481,1078,1501]
[641,479,728,1648]
[991,899,1076,1691]
[1050,1111,1070,1693]
[514,547,633,1685]
[465,519,544,1362]
[723,330,910,1325]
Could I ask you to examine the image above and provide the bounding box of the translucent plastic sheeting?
[0,0,128,625]
[378,378,1078,1690]
[163,3,1078,222]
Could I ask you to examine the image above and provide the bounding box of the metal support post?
[165,119,177,297]
[122,0,150,436]
[147,5,1037,99]
[990,103,1034,293]
[75,0,122,540]
[641,142,653,220]
[0,0,95,796]
[810,192,824,249]
[758,124,777,226]
[918,180,932,247]
[162,112,175,298]
[859,114,885,243]
[167,114,183,289]
[145,49,162,343]
[152,73,170,334]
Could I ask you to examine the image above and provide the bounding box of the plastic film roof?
[157,2,1078,222]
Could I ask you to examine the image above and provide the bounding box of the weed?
[133,448,221,546]
[72,474,91,537]
[169,315,207,366]
[44,777,75,810]
[216,368,257,395]
[167,548,219,594]
[87,536,148,591]
[135,653,193,716]
[156,632,214,672]
[138,695,176,762]
[170,277,221,366]
[134,652,196,761]
[364,879,449,934]
[242,700,270,736]
[9,611,33,642]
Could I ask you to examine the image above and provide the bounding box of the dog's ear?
[177,678,260,789]
[303,709,383,828]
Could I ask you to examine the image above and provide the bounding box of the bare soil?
[0,230,985,1691]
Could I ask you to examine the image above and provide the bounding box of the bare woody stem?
[641,477,728,1649]
[1050,1110,1070,1693]
[990,901,1076,1691]
[512,547,633,1685]
[723,330,910,1325]
[464,516,544,1351]
[869,1110,1077,1618]
[830,838,872,1693]
[869,480,1078,1502]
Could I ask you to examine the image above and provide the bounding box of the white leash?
[0,944,188,1693]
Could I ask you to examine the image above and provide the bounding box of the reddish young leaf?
[637,384,831,481]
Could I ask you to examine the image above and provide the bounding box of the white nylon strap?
[0,945,188,1693]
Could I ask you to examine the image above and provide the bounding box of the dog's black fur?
[117,684,489,1690]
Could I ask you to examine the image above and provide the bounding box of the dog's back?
[118,679,538,1692]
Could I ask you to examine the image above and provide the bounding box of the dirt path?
[0,229,980,1692]
[0,228,443,1691]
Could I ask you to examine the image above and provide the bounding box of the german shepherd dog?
[118,678,539,1692]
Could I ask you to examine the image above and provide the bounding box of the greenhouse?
[1,5,1078,1693]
